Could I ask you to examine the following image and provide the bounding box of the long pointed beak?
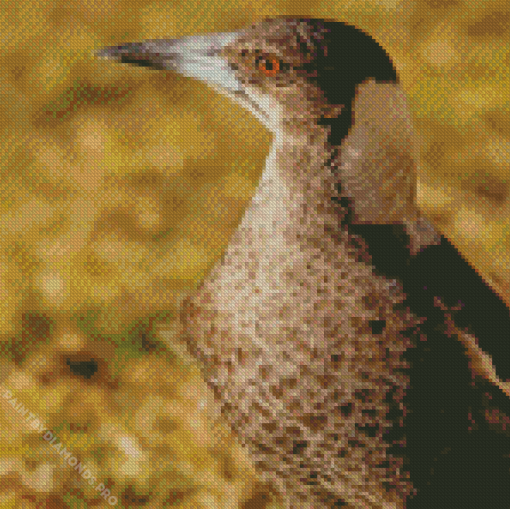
[96,32,244,93]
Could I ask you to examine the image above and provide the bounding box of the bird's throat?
[247,129,344,246]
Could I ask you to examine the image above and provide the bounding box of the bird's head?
[97,17,397,140]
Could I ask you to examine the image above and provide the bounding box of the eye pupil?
[256,55,282,76]
[265,59,276,70]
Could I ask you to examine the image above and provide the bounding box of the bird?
[96,17,440,255]
[96,17,510,509]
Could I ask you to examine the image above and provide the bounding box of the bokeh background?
[0,0,508,507]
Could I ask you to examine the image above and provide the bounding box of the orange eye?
[256,55,282,77]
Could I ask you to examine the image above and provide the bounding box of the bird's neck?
[241,127,343,250]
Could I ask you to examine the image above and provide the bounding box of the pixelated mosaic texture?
[0,0,508,508]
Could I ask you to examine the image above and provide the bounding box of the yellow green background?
[0,1,508,507]
[0,0,508,338]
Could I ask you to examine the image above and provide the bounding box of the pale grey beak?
[96,32,244,92]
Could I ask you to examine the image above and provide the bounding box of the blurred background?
[0,0,508,507]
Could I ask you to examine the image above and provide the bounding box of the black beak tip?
[94,43,167,70]
[95,46,117,61]
[95,45,129,60]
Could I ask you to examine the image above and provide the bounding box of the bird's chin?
[225,90,279,135]
[208,85,278,135]
[232,91,268,119]
[208,90,265,131]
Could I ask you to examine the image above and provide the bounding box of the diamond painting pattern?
[0,2,509,509]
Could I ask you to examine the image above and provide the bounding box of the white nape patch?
[346,146,361,159]
[173,32,244,92]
